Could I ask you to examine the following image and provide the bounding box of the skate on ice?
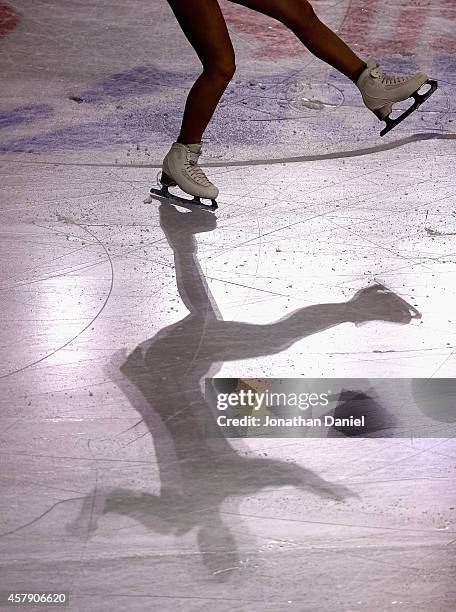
[145,142,218,210]
[357,59,438,136]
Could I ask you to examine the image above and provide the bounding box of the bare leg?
[230,0,366,81]
[167,0,236,144]
[204,285,419,363]
[167,0,365,145]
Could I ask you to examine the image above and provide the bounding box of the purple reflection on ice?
[0,104,53,129]
[80,65,193,104]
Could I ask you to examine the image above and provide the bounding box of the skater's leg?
[230,0,365,82]
[167,0,235,144]
[204,285,420,362]
[159,203,220,318]
[229,0,436,133]
[215,303,354,361]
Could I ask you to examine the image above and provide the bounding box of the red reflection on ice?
[0,4,19,38]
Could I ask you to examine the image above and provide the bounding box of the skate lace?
[185,151,211,186]
[368,60,409,86]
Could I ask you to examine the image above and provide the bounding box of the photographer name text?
[217,415,365,428]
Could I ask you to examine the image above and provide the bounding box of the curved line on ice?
[214,132,456,168]
[0,219,114,380]
[1,132,454,169]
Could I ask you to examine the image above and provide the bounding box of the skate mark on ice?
[67,437,102,591]
[227,207,263,322]
[348,439,451,481]
[196,193,434,274]
[426,347,456,381]
[4,132,454,169]
[0,495,87,538]
[425,227,456,237]
[204,133,456,168]
[221,509,456,537]
[0,218,114,379]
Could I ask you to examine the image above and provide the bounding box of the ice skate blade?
[380,80,438,137]
[147,186,218,211]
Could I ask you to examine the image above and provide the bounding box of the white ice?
[0,1,455,610]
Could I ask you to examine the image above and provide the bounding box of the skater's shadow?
[70,202,418,578]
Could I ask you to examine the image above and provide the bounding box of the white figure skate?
[147,142,218,210]
[357,59,438,136]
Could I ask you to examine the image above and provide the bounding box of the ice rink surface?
[1,1,455,610]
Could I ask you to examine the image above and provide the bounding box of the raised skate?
[348,283,422,326]
[145,142,218,210]
[357,59,438,136]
